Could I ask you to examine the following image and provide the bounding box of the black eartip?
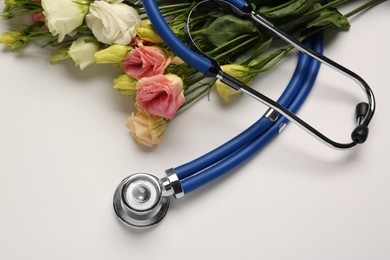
[353,102,370,143]
[351,125,369,144]
[356,102,369,121]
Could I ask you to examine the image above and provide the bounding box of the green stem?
[184,82,209,96]
[305,0,352,16]
[258,48,292,73]
[207,34,256,55]
[259,0,299,13]
[345,0,387,17]
[180,81,215,110]
[251,0,386,74]
[213,37,259,61]
[185,75,206,87]
[138,2,192,16]
[162,8,191,17]
[158,3,192,10]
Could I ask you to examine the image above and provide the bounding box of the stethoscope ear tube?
[248,9,375,144]
[144,0,375,149]
[182,0,375,149]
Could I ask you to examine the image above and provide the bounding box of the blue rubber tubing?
[142,0,314,180]
[174,40,314,180]
[225,0,247,9]
[143,0,212,74]
[180,33,323,194]
[143,0,248,73]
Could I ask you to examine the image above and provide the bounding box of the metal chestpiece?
[113,170,183,229]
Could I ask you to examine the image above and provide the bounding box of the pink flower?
[122,45,171,80]
[32,12,45,23]
[136,74,185,120]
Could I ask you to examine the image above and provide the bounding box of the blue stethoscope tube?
[113,35,322,228]
[180,35,322,193]
[143,0,213,75]
[113,0,376,229]
[142,0,251,75]
[174,42,314,181]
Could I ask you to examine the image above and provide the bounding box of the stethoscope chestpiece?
[113,173,170,229]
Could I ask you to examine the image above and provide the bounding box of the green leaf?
[201,15,259,47]
[231,37,273,64]
[307,9,350,30]
[260,0,313,18]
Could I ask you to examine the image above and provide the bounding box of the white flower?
[42,0,89,42]
[86,1,141,45]
[68,37,100,70]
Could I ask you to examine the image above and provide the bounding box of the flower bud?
[215,64,254,102]
[136,19,164,44]
[4,0,16,5]
[95,44,132,64]
[0,31,27,49]
[171,56,184,65]
[113,74,137,95]
[49,46,70,63]
[126,111,168,147]
[68,37,100,70]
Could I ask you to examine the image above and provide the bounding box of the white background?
[1,1,389,259]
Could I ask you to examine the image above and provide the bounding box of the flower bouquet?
[0,0,385,147]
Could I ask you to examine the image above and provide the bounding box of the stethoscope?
[113,0,376,229]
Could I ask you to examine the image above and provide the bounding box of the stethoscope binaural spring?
[113,0,376,229]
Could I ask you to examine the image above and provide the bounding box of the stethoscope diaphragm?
[113,173,170,229]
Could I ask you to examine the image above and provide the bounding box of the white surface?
[1,2,390,260]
